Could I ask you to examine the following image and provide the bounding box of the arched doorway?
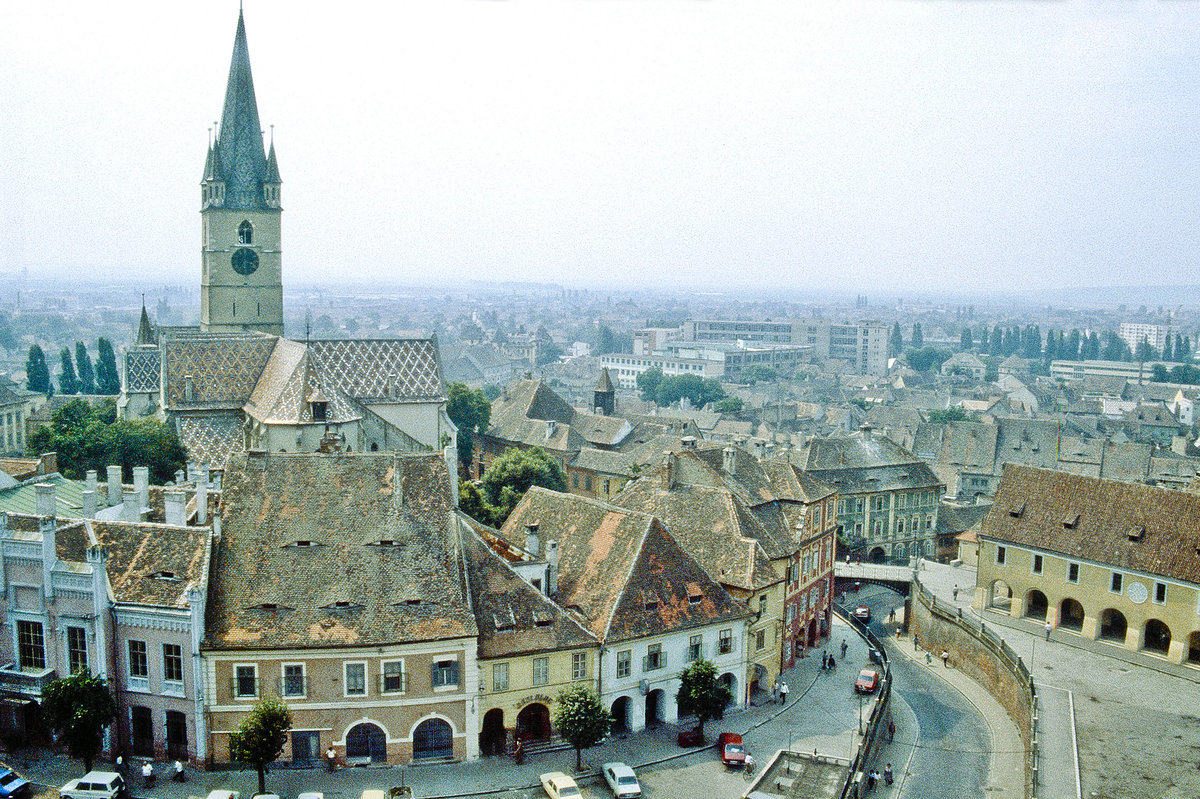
[989,580,1013,612]
[517,703,551,741]
[807,618,819,647]
[610,696,631,733]
[1059,598,1084,631]
[346,722,387,764]
[1188,632,1200,665]
[480,709,505,756]
[894,543,907,562]
[645,689,665,727]
[1143,619,1171,654]
[719,673,738,707]
[1024,589,1048,620]
[412,718,453,760]
[868,547,886,564]
[1099,609,1127,643]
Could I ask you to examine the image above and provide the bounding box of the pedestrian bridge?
[834,562,917,583]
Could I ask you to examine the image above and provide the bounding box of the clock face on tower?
[231,247,260,276]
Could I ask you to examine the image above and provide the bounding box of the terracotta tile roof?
[461,524,596,659]
[90,520,211,608]
[487,380,631,450]
[982,464,1200,584]
[2,514,90,562]
[501,488,747,644]
[760,461,836,505]
[205,451,476,650]
[611,479,780,592]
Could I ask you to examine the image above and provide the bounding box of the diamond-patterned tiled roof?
[163,333,277,409]
[307,338,445,402]
[178,413,246,468]
[244,339,358,425]
[125,348,161,394]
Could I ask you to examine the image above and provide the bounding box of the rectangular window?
[688,634,702,662]
[996,546,1007,565]
[571,651,587,680]
[492,662,509,692]
[719,628,733,654]
[1067,562,1079,583]
[162,643,184,685]
[1154,582,1167,604]
[344,662,366,696]
[1032,554,1043,575]
[234,664,257,698]
[128,640,148,678]
[432,659,460,688]
[644,643,664,671]
[758,595,767,616]
[283,663,306,697]
[382,660,405,693]
[756,630,766,651]
[616,649,631,679]
[1110,572,1123,594]
[16,621,45,671]
[67,626,88,674]
[532,657,550,686]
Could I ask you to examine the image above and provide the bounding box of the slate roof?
[461,524,596,659]
[487,379,631,451]
[612,479,781,592]
[205,451,475,650]
[982,464,1200,585]
[794,429,930,472]
[501,488,747,644]
[243,339,359,425]
[213,11,271,209]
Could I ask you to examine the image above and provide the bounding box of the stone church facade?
[118,11,456,469]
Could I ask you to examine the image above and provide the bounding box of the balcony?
[0,664,56,698]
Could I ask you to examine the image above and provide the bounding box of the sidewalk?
[18,631,846,799]
[883,615,1026,799]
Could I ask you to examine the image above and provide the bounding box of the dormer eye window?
[238,220,253,244]
[311,401,327,422]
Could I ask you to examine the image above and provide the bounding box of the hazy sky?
[4,1,1200,294]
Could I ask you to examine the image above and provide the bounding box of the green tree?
[906,346,952,373]
[26,345,52,395]
[989,325,1004,356]
[552,683,612,771]
[714,396,743,413]
[95,338,120,394]
[1134,336,1156,363]
[636,366,664,403]
[1162,334,1174,362]
[75,342,96,394]
[888,322,904,358]
[927,406,971,424]
[469,446,568,526]
[1151,364,1170,383]
[446,382,491,472]
[740,365,777,384]
[1102,331,1131,361]
[59,348,80,395]
[41,669,117,773]
[229,697,292,795]
[27,398,186,483]
[675,658,732,742]
[911,323,923,348]
[960,326,973,351]
[0,315,16,352]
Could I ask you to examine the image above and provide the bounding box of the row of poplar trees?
[25,339,120,396]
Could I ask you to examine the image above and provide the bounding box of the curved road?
[854,583,989,799]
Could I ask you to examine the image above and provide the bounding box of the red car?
[676,728,704,747]
[855,668,880,694]
[717,732,746,767]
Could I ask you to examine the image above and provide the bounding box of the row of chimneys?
[36,463,222,527]
[523,523,560,597]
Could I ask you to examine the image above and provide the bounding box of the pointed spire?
[137,296,155,346]
[596,367,615,393]
[214,8,269,209]
[265,130,281,183]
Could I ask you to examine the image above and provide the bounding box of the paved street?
[16,592,1016,799]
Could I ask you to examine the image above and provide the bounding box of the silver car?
[601,762,642,798]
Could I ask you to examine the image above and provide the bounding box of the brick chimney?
[662,452,676,489]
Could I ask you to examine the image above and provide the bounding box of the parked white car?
[59,773,126,799]
[539,772,581,799]
[602,762,642,798]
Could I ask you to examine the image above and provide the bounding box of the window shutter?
[431,663,438,686]
[450,661,460,684]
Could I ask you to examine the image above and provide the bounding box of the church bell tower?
[199,10,284,336]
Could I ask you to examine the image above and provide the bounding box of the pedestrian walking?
[941,650,950,667]
[141,762,155,789]
[887,719,895,742]
[325,745,337,772]
[779,681,789,704]
[953,584,959,601]
[513,737,525,765]
[172,760,186,783]
[1045,621,1052,641]
[913,634,919,651]
[866,769,877,790]
[884,763,894,785]
[888,608,895,623]
[840,639,848,658]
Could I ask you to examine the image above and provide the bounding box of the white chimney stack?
[164,488,186,527]
[122,489,141,522]
[545,540,559,596]
[133,466,150,513]
[525,523,540,557]
[107,465,123,507]
[35,482,56,518]
[82,490,96,519]
[196,466,209,524]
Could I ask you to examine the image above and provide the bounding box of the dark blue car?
[0,766,29,798]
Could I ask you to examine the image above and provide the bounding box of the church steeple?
[137,298,156,346]
[211,9,269,210]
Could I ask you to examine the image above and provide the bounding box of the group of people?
[865,763,895,790]
[115,757,186,788]
[820,650,837,670]
[774,679,790,704]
